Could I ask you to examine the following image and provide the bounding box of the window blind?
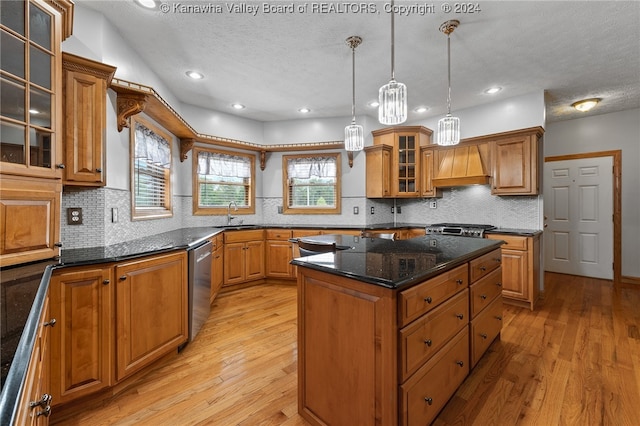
[197,151,252,208]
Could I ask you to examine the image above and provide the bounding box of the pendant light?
[437,20,461,146]
[345,36,364,152]
[378,0,407,125]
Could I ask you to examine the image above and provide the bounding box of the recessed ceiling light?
[134,0,158,9]
[484,87,502,94]
[231,103,245,110]
[185,71,204,80]
[414,106,429,113]
[368,100,379,108]
[298,107,311,113]
[571,98,601,112]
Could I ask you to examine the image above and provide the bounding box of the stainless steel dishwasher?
[187,240,212,342]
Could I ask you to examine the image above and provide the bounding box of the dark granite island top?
[291,234,503,289]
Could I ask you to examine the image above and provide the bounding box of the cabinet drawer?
[400,327,469,426]
[487,234,528,250]
[399,289,468,381]
[292,229,320,238]
[224,229,264,243]
[399,264,468,327]
[470,296,503,367]
[210,233,224,250]
[266,229,292,240]
[469,267,502,318]
[469,248,502,283]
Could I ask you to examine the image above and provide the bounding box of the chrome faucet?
[227,201,238,225]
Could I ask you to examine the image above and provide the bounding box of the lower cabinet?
[15,295,53,426]
[210,234,224,304]
[486,233,540,310]
[223,230,265,287]
[48,250,188,406]
[265,229,295,279]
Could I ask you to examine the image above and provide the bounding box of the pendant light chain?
[446,32,452,115]
[351,39,357,123]
[390,0,395,81]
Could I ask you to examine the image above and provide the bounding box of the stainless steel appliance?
[425,223,496,238]
[187,240,212,342]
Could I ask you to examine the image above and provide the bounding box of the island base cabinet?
[115,251,188,381]
[470,296,503,367]
[400,328,469,426]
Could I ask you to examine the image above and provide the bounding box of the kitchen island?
[291,234,504,426]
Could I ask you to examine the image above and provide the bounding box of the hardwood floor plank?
[51,275,640,426]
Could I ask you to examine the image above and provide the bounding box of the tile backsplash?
[61,185,541,249]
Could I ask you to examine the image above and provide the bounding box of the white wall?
[545,108,640,278]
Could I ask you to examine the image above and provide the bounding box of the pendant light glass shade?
[379,79,407,125]
[345,121,364,151]
[437,20,460,146]
[345,36,364,152]
[379,1,407,125]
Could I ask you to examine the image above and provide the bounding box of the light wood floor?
[52,273,640,425]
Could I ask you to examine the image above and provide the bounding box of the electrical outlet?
[397,205,402,214]
[111,207,118,223]
[370,206,375,215]
[429,200,437,209]
[277,206,283,214]
[391,207,394,214]
[67,207,83,225]
[353,206,359,215]
[430,239,437,247]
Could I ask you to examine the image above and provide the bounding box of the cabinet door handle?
[480,333,488,339]
[36,406,51,418]
[119,275,127,281]
[56,164,65,169]
[103,279,110,285]
[496,282,502,287]
[456,360,464,367]
[424,339,432,347]
[480,266,486,271]
[494,258,501,263]
[43,318,56,327]
[455,313,464,320]
[424,397,433,405]
[424,296,432,304]
[456,279,463,285]
[480,294,487,300]
[30,394,52,408]
[495,315,503,321]
[54,242,63,248]
[96,168,102,173]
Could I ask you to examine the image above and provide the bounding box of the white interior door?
[544,156,613,279]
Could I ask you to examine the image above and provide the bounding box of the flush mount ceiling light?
[572,98,601,112]
[231,103,245,110]
[298,107,311,113]
[378,0,407,125]
[344,36,364,153]
[185,71,204,80]
[134,0,158,9]
[414,106,429,113]
[437,20,461,146]
[485,87,502,94]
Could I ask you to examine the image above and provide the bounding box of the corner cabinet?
[367,126,433,198]
[490,128,543,195]
[61,53,116,186]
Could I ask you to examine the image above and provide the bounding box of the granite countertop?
[291,234,503,289]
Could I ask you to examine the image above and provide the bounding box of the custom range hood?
[431,143,490,187]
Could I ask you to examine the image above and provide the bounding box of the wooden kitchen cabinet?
[61,53,116,186]
[14,294,53,426]
[210,234,224,304]
[490,128,543,195]
[49,265,113,405]
[265,229,295,279]
[486,233,541,310]
[0,176,61,267]
[114,251,188,381]
[368,126,432,198]
[364,144,392,198]
[420,147,442,198]
[224,229,265,287]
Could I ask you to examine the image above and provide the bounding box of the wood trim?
[281,153,341,215]
[45,0,74,40]
[371,125,433,137]
[62,52,116,84]
[544,150,622,285]
[621,276,640,285]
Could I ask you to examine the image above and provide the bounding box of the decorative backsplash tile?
[61,184,540,249]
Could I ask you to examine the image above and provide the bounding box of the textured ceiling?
[77,0,640,123]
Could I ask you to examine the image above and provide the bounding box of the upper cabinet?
[367,126,432,198]
[490,128,543,195]
[62,53,116,186]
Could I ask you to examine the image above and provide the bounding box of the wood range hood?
[431,144,491,187]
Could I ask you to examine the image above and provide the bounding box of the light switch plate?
[112,207,118,223]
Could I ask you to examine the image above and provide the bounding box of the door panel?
[544,156,613,279]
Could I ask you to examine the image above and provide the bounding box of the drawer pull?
[36,406,51,418]
[30,393,52,408]
[103,279,110,285]
[480,294,487,300]
[424,296,433,304]
[479,266,486,271]
[456,360,464,367]
[496,282,502,287]
[495,258,501,263]
[424,397,433,405]
[424,339,432,347]
[119,275,127,281]
[496,315,503,321]
[43,318,56,327]
[455,313,464,320]
[456,279,464,285]
[480,333,488,339]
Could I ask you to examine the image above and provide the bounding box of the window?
[130,116,172,219]
[283,153,341,214]
[193,147,255,215]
